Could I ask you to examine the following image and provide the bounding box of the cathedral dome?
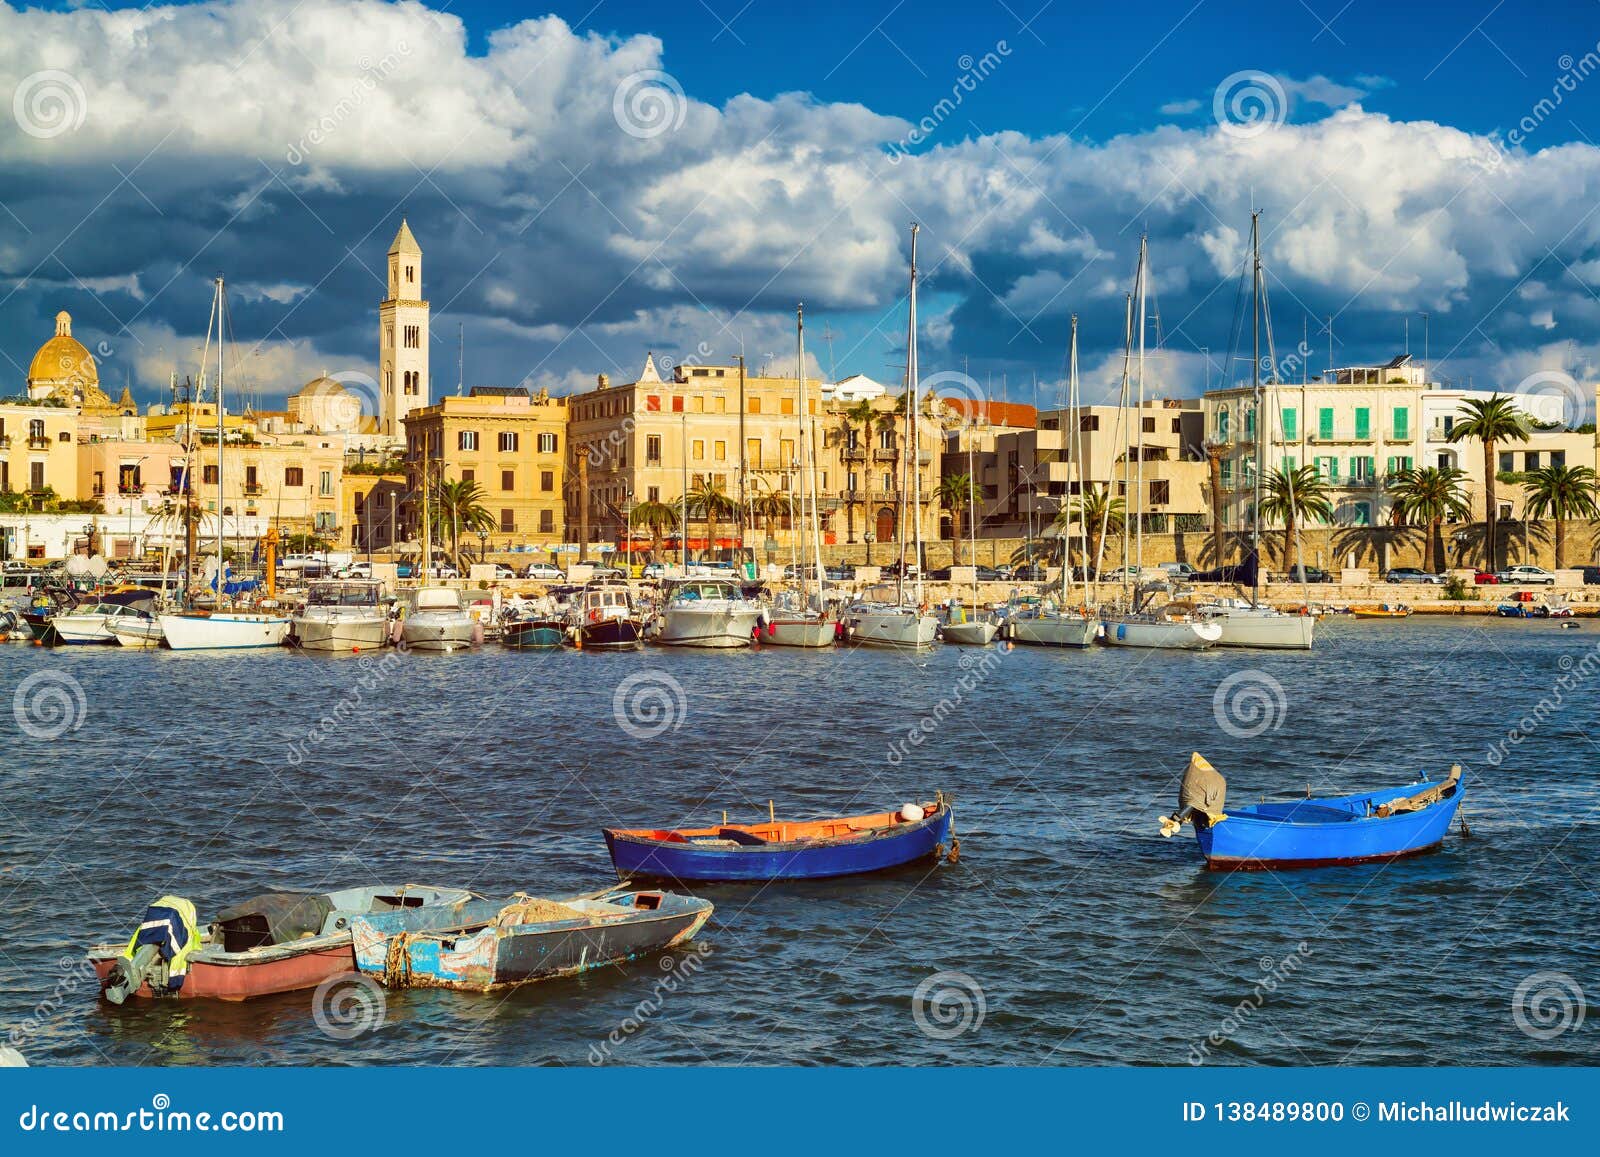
[28,311,98,394]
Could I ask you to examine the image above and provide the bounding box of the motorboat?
[399,586,478,652]
[48,602,157,646]
[159,610,292,651]
[937,599,997,646]
[655,578,762,648]
[291,580,390,651]
[570,579,646,649]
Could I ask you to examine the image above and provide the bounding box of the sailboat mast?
[680,414,688,572]
[797,303,824,606]
[908,223,923,605]
[214,278,226,608]
[1251,210,1263,606]
[1067,314,1081,604]
[1135,238,1148,585]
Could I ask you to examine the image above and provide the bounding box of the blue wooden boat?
[603,796,955,882]
[350,888,711,992]
[1161,753,1464,870]
[502,618,566,648]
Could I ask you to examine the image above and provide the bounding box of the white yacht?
[400,586,477,652]
[1194,599,1315,649]
[1006,597,1099,648]
[656,578,762,648]
[1102,601,1222,650]
[159,611,292,651]
[51,603,156,646]
[846,585,939,650]
[292,580,390,652]
[938,599,997,646]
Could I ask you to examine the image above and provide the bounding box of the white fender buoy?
[900,803,925,823]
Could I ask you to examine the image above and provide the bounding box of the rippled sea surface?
[3,616,1597,1067]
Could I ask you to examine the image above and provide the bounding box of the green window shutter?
[1354,407,1370,440]
[1246,409,1255,439]
[1281,455,1296,474]
[1318,408,1334,439]
[1392,406,1409,440]
[1281,408,1297,440]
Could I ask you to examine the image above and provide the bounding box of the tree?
[749,483,792,565]
[843,398,875,543]
[686,476,736,560]
[280,532,333,554]
[1388,465,1471,573]
[1204,442,1228,564]
[935,472,975,563]
[1521,464,1599,569]
[431,478,494,561]
[1257,466,1334,576]
[1449,395,1531,567]
[1066,484,1125,574]
[629,499,678,562]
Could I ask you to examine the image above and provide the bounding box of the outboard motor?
[1159,753,1227,837]
[102,896,199,1004]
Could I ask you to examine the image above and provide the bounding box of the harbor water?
[2,617,1595,1066]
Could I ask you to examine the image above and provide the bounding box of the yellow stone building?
[402,387,569,547]
[0,401,79,503]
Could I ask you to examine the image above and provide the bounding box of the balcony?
[1425,424,1456,443]
[27,436,50,449]
[841,448,867,462]
[0,435,10,449]
[872,448,899,461]
[1306,429,1375,444]
[243,483,264,496]
[117,484,143,496]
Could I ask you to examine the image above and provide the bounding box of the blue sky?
[4,0,1600,415]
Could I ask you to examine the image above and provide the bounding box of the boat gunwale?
[605,800,948,853]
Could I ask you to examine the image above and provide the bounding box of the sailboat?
[847,223,938,650]
[1009,315,1097,648]
[939,388,996,646]
[1194,213,1315,650]
[766,303,838,648]
[159,279,292,651]
[1101,239,1221,651]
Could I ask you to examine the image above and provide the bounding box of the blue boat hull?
[1196,776,1464,870]
[503,621,565,648]
[605,807,954,882]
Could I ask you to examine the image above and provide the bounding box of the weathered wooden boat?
[351,888,712,992]
[1160,752,1465,870]
[88,884,475,1002]
[604,796,956,882]
[502,618,567,648]
[1350,603,1412,618]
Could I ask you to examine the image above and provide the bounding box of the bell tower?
[379,218,429,436]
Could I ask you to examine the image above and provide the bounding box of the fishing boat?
[1100,240,1219,651]
[47,602,157,646]
[1159,752,1465,870]
[604,796,956,882]
[1497,594,1574,618]
[350,888,712,992]
[656,577,762,647]
[89,884,475,1002]
[1193,218,1315,650]
[1351,603,1411,618]
[570,579,646,649]
[399,586,477,651]
[290,580,389,651]
[502,617,567,649]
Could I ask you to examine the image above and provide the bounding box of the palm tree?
[935,472,975,562]
[1388,465,1471,573]
[1521,463,1599,569]
[431,478,494,562]
[1256,466,1334,576]
[686,476,737,561]
[1067,484,1125,574]
[749,483,792,565]
[1449,395,1531,567]
[1204,441,1228,564]
[629,498,678,562]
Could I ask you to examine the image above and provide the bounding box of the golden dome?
[28,311,99,391]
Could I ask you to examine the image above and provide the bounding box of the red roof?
[938,397,1036,429]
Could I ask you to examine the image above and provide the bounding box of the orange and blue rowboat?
[604,797,955,882]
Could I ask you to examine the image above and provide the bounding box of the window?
[1282,455,1297,474]
[1350,456,1374,483]
[285,467,304,487]
[92,470,104,495]
[690,396,704,413]
[847,470,859,491]
[1354,407,1371,440]
[501,470,515,491]
[882,472,893,490]
[1150,480,1170,504]
[781,397,796,415]
[1392,406,1409,440]
[1142,415,1157,435]
[30,462,45,490]
[538,432,557,454]
[1171,418,1182,434]
[878,427,894,450]
[714,396,726,413]
[540,470,553,492]
[1315,456,1338,481]
[1385,456,1413,476]
[539,509,554,533]
[58,431,69,443]
[461,468,474,483]
[691,439,704,461]
[1499,451,1514,473]
[646,395,661,412]
[1081,414,1101,433]
[748,398,761,414]
[203,465,219,485]
[1524,451,1540,471]
[1215,408,1228,441]
[459,430,478,451]
[1245,409,1255,439]
[405,264,415,284]
[498,432,519,453]
[500,509,515,532]
[1552,450,1567,468]
[671,396,684,413]
[320,471,333,497]
[747,438,761,464]
[714,440,726,461]
[1220,460,1233,486]
[245,465,259,490]
[1350,502,1372,526]
[646,435,662,464]
[1318,408,1334,440]
[647,487,660,502]
[1280,408,1297,441]
[404,325,420,349]
[28,418,44,442]
[780,439,795,465]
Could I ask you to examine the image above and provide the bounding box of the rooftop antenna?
[819,322,840,382]
[1326,316,1334,379]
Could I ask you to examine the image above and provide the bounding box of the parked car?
[587,565,626,580]
[488,564,518,579]
[1009,563,1049,582]
[521,562,565,580]
[1160,562,1197,579]
[1274,565,1334,583]
[1496,565,1556,586]
[1101,565,1163,584]
[1473,570,1499,585]
[423,563,460,579]
[1582,566,1600,586]
[395,562,414,579]
[640,562,672,580]
[1384,567,1444,585]
[826,565,856,582]
[783,563,825,580]
[338,561,374,579]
